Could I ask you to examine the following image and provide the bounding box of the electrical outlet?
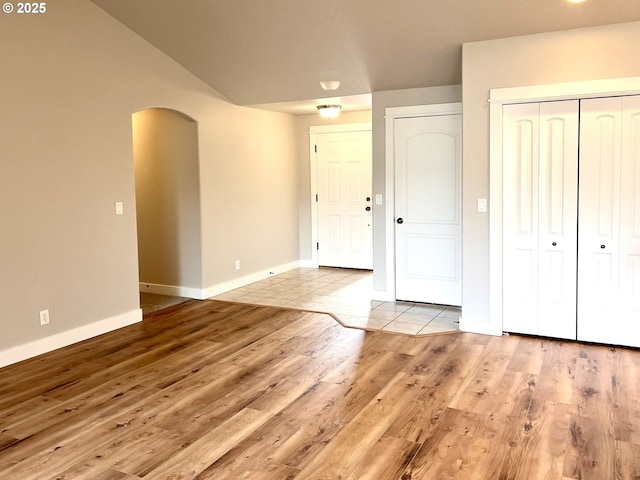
[235,260,240,271]
[39,309,50,326]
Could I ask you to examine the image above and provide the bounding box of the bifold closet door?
[578,95,640,348]
[502,100,579,339]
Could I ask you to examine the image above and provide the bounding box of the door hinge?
[314,145,317,153]
[315,194,318,202]
[317,242,319,250]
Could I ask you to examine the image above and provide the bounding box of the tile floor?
[210,267,460,336]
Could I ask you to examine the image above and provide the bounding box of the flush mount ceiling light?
[317,104,342,118]
[567,0,586,3]
[320,80,341,91]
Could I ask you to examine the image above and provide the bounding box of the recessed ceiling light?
[567,0,586,3]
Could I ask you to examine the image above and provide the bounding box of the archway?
[132,108,202,306]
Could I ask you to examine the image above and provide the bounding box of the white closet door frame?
[477,76,640,337]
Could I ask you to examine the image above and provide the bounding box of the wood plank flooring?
[0,300,639,479]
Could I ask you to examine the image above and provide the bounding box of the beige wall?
[461,22,640,328]
[133,108,202,291]
[199,106,298,291]
[295,110,373,262]
[0,0,299,356]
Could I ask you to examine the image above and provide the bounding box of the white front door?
[394,114,462,305]
[502,101,579,339]
[578,95,640,347]
[316,130,373,269]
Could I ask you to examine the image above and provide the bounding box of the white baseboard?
[459,316,503,336]
[140,261,304,301]
[139,282,205,300]
[203,260,302,299]
[0,309,142,368]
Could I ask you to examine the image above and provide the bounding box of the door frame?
[485,76,640,337]
[384,103,462,301]
[309,123,372,267]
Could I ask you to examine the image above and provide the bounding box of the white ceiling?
[90,0,640,114]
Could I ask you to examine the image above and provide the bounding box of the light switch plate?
[375,194,383,206]
[477,198,487,213]
[115,202,124,215]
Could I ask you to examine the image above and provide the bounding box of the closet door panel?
[578,96,640,347]
[618,96,640,344]
[502,101,578,339]
[503,103,540,335]
[578,97,621,343]
[537,101,578,339]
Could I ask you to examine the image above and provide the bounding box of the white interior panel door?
[395,114,462,305]
[503,103,541,335]
[621,96,640,345]
[317,131,373,269]
[578,95,640,347]
[537,101,579,338]
[502,101,578,339]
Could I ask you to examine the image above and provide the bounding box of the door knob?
[396,217,404,224]
[601,244,606,249]
[366,197,371,202]
[552,242,557,246]
[365,206,371,212]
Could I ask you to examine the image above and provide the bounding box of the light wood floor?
[1,300,639,479]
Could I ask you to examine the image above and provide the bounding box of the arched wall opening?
[132,107,203,298]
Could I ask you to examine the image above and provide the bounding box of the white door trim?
[309,123,372,267]
[486,76,640,338]
[383,103,462,301]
